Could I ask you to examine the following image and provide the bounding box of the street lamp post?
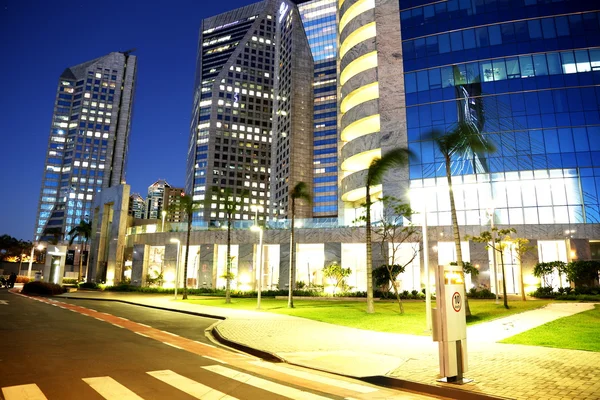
[487,208,500,304]
[251,205,264,309]
[161,210,167,233]
[170,238,181,299]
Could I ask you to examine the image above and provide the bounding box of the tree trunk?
[84,239,90,282]
[78,246,83,282]
[288,199,295,308]
[519,259,526,301]
[365,184,375,314]
[500,250,508,309]
[182,218,191,300]
[226,213,232,304]
[391,277,404,314]
[445,155,472,317]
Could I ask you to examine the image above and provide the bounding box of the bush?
[78,281,99,289]
[16,275,30,284]
[467,288,496,299]
[22,281,66,295]
[62,279,78,285]
[531,286,555,298]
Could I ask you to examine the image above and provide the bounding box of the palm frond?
[291,182,312,204]
[367,148,412,186]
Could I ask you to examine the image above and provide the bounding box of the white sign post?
[432,264,471,383]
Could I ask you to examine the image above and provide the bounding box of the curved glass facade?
[402,0,600,226]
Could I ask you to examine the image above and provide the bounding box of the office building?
[34,51,137,243]
[146,179,170,219]
[186,0,314,225]
[299,0,339,218]
[129,193,146,219]
[163,186,186,223]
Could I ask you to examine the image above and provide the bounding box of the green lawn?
[500,304,600,352]
[183,297,553,335]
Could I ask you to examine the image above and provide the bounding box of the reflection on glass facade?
[402,0,600,226]
[299,0,339,217]
[34,52,137,242]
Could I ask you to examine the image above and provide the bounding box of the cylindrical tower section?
[338,0,381,221]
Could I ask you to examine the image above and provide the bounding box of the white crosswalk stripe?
[82,376,144,399]
[147,369,238,399]
[249,361,377,394]
[203,365,332,400]
[2,383,48,400]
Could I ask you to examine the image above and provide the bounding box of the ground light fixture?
[170,238,181,299]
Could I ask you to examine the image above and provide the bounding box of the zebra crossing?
[1,363,384,400]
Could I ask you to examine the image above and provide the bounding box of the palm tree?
[209,187,247,304]
[170,194,202,300]
[428,121,496,317]
[288,182,312,309]
[364,148,412,314]
[67,220,92,281]
[43,227,64,245]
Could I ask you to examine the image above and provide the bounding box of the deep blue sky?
[0,0,255,240]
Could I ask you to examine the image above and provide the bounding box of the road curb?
[210,325,284,363]
[56,295,226,320]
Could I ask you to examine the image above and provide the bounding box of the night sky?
[0,0,256,240]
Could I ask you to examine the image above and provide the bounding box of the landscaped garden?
[183,297,554,335]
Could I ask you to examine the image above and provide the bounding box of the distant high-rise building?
[299,0,338,218]
[163,186,186,223]
[34,51,137,243]
[186,0,314,225]
[128,193,146,219]
[146,179,170,220]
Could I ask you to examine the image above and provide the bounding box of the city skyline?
[0,0,265,241]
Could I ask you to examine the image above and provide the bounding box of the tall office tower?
[187,0,314,225]
[299,0,339,218]
[34,51,137,243]
[163,186,186,223]
[128,193,146,219]
[146,179,170,220]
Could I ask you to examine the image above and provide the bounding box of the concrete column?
[199,244,215,288]
[279,243,290,290]
[44,245,67,284]
[131,244,149,287]
[163,243,180,288]
[469,241,489,289]
[238,243,254,290]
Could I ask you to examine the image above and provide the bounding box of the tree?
[288,182,311,308]
[427,122,496,316]
[469,227,516,309]
[369,197,419,314]
[169,193,203,300]
[322,262,351,294]
[43,227,64,245]
[209,187,247,304]
[533,261,567,289]
[364,148,412,314]
[565,260,600,288]
[67,219,92,281]
[509,237,536,300]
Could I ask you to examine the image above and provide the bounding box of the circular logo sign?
[452,292,462,312]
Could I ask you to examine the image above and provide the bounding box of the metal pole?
[174,242,180,300]
[490,211,499,304]
[424,202,432,331]
[27,245,35,278]
[257,228,263,309]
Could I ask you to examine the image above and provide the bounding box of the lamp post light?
[170,238,181,299]
[161,210,167,233]
[486,207,500,304]
[251,205,264,309]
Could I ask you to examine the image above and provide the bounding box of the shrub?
[62,278,78,285]
[467,288,496,299]
[78,281,99,289]
[15,275,30,284]
[22,281,66,295]
[531,286,555,298]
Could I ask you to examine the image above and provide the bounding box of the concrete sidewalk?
[53,290,600,400]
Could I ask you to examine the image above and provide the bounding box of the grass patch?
[500,304,600,352]
[184,297,553,335]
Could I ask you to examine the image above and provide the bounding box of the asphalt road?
[0,289,429,400]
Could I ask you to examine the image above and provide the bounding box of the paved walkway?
[52,290,600,400]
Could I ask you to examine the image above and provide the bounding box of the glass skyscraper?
[400,0,600,227]
[34,52,137,243]
[299,0,339,218]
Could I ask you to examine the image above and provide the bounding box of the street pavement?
[32,289,600,399]
[1,288,431,400]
